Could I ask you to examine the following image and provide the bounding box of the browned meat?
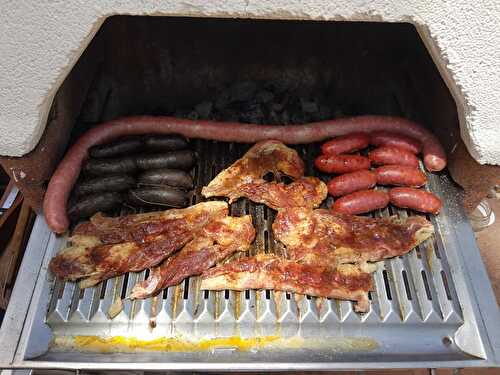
[272,208,434,267]
[49,202,229,287]
[202,140,326,209]
[235,177,327,210]
[129,215,255,299]
[72,201,228,244]
[201,254,373,312]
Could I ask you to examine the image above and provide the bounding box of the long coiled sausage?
[44,115,446,233]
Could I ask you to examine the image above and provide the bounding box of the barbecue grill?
[0,140,498,371]
[1,13,500,372]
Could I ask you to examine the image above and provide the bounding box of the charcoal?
[281,110,290,124]
[195,101,213,119]
[255,90,274,104]
[226,81,258,102]
[187,110,199,120]
[215,91,231,110]
[313,104,332,121]
[268,110,281,125]
[300,99,319,114]
[239,102,264,124]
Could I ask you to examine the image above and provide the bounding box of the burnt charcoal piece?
[195,101,213,119]
[301,99,319,114]
[255,90,274,104]
[226,81,258,103]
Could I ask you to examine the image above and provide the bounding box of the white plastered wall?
[0,1,499,164]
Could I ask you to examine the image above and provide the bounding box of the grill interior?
[42,137,465,357]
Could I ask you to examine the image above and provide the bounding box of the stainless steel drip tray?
[0,142,499,370]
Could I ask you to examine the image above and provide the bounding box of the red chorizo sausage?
[331,189,389,215]
[375,165,427,187]
[327,170,377,197]
[370,131,422,154]
[44,115,446,233]
[389,187,442,214]
[369,146,420,168]
[315,154,370,174]
[321,132,370,155]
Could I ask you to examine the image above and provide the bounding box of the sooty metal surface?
[0,140,498,371]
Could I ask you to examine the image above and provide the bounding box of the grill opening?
[402,270,412,300]
[441,270,453,301]
[99,280,107,300]
[120,273,129,299]
[183,278,190,300]
[382,270,393,301]
[421,270,433,300]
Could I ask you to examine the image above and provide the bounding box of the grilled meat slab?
[201,140,326,209]
[273,208,434,267]
[129,215,255,299]
[72,201,228,244]
[201,254,373,312]
[49,202,229,287]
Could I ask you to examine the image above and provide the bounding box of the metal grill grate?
[46,140,464,339]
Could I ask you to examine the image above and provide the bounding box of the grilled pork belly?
[202,140,326,209]
[129,215,255,300]
[201,254,373,312]
[273,208,434,267]
[49,202,229,287]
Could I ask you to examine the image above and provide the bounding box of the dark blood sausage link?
[89,137,143,158]
[83,157,137,176]
[370,131,422,154]
[375,165,427,187]
[331,189,389,215]
[68,192,122,221]
[143,134,189,152]
[315,154,370,174]
[327,170,377,197]
[135,150,195,170]
[74,175,136,197]
[44,115,446,233]
[137,169,193,189]
[389,187,442,214]
[321,132,370,155]
[369,146,420,168]
[127,187,189,208]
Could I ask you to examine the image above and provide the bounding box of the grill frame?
[0,142,499,371]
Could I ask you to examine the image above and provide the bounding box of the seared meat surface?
[201,254,373,312]
[273,208,434,267]
[129,215,255,299]
[202,208,433,312]
[49,202,229,287]
[202,140,326,209]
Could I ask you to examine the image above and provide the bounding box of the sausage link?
[74,175,136,196]
[68,192,122,221]
[135,150,195,170]
[89,137,143,158]
[389,187,442,214]
[370,131,422,154]
[321,132,370,155]
[375,165,427,187]
[369,146,419,168]
[315,154,370,174]
[331,189,389,215]
[44,115,446,233]
[327,170,377,197]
